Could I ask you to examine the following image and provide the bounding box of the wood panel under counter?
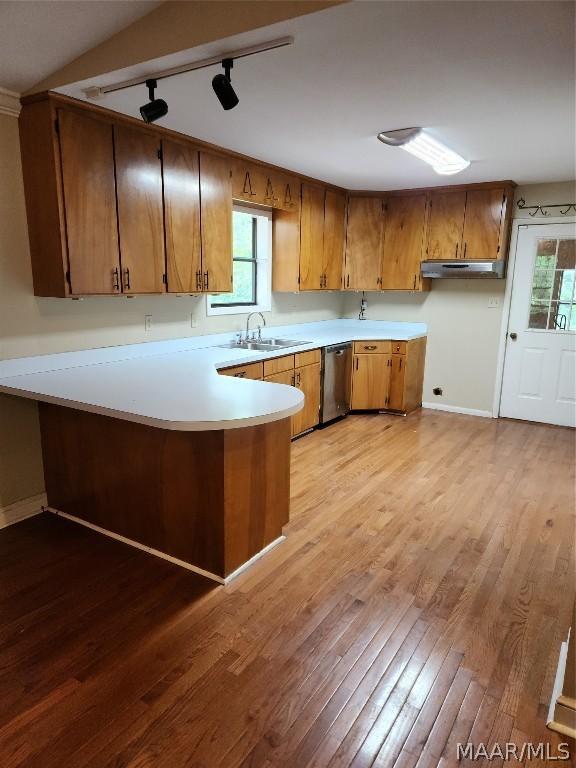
[38,403,291,582]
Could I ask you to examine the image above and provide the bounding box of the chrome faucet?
[245,311,266,341]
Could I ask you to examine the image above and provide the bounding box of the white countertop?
[0,320,427,431]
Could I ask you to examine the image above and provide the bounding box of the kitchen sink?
[217,338,310,351]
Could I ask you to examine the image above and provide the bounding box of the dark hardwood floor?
[0,410,574,767]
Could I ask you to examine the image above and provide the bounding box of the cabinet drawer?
[353,341,391,355]
[391,341,407,355]
[263,354,295,377]
[219,362,263,380]
[295,349,321,368]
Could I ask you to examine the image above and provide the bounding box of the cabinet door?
[461,188,505,260]
[264,370,295,386]
[200,152,232,293]
[381,194,427,290]
[425,190,466,260]
[350,354,390,409]
[299,183,325,290]
[58,110,120,295]
[323,190,346,289]
[114,125,165,293]
[344,197,384,290]
[388,354,406,411]
[292,363,321,436]
[163,140,202,293]
[277,174,301,213]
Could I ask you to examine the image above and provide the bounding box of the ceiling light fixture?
[139,79,168,123]
[212,58,239,111]
[377,128,470,175]
[84,36,293,100]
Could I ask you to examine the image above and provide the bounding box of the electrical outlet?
[488,296,500,308]
[190,314,198,329]
[144,314,152,331]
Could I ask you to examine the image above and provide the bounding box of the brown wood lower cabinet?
[351,338,426,413]
[350,353,391,410]
[291,362,321,437]
[262,350,321,437]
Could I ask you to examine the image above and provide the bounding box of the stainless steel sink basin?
[217,338,310,351]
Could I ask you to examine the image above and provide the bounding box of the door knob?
[509,332,517,340]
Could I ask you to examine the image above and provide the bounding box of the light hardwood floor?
[0,410,574,767]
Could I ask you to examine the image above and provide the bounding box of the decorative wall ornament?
[516,197,576,217]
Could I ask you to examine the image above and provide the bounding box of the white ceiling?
[0,0,160,94]
[60,1,575,190]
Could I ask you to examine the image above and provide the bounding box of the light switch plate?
[144,314,152,331]
[488,297,500,308]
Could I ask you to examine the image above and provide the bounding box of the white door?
[500,222,576,427]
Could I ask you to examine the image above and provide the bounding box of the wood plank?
[323,189,346,289]
[0,411,573,767]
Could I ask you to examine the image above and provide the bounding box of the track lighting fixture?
[377,128,470,175]
[212,59,239,111]
[139,79,168,124]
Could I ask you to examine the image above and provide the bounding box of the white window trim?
[206,205,272,317]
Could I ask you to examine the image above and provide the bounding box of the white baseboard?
[47,506,285,585]
[422,402,494,419]
[0,492,46,529]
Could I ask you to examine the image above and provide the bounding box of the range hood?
[421,260,506,279]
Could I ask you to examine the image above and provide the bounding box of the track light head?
[212,58,239,111]
[140,78,168,123]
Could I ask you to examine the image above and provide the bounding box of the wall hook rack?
[516,198,576,217]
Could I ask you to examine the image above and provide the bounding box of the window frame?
[206,204,272,317]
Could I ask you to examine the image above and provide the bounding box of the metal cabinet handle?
[195,270,202,292]
[204,271,209,291]
[291,375,295,386]
[399,359,402,371]
[234,372,247,378]
[364,345,377,351]
[455,243,458,258]
[346,274,350,288]
[112,267,120,291]
[463,241,467,258]
[123,267,131,291]
[355,357,359,371]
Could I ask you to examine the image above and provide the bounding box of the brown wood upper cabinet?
[381,194,429,292]
[164,144,232,294]
[425,185,510,261]
[299,183,325,290]
[199,152,233,293]
[115,125,165,293]
[272,183,346,292]
[344,197,384,291]
[57,110,121,295]
[163,140,202,293]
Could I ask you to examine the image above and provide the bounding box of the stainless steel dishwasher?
[320,343,352,425]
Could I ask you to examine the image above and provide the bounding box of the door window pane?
[529,238,576,331]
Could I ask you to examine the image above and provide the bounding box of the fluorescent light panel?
[378,128,470,175]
